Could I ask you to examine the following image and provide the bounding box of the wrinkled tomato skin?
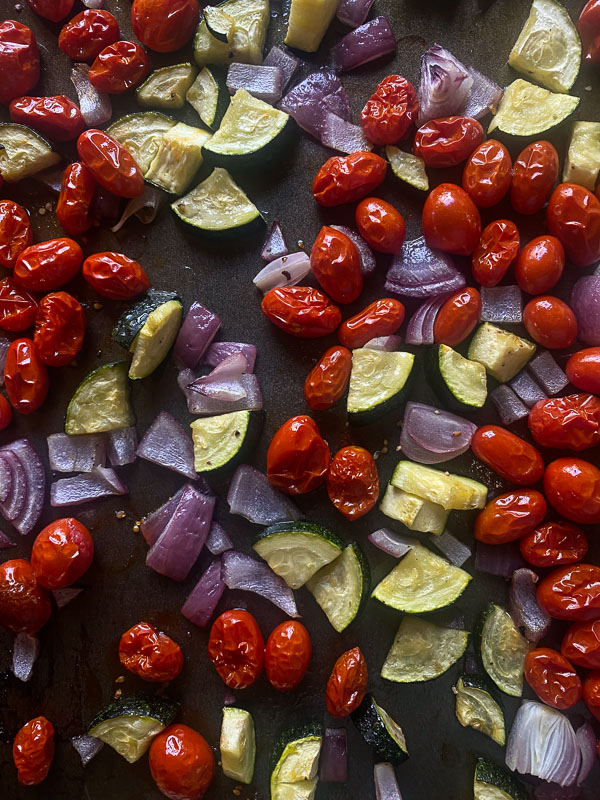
[524,648,582,710]
[34,292,85,367]
[462,139,512,208]
[149,724,214,800]
[515,235,565,295]
[511,141,559,215]
[0,559,51,635]
[325,647,368,718]
[529,394,600,452]
[267,415,330,495]
[583,672,600,721]
[77,129,144,198]
[562,620,600,669]
[13,716,54,787]
[5,338,49,415]
[422,183,481,256]
[471,426,544,486]
[304,346,352,411]
[0,200,33,269]
[119,621,184,682]
[547,183,600,267]
[131,0,200,53]
[82,252,150,300]
[0,278,38,332]
[56,162,97,237]
[414,116,483,167]
[15,238,83,292]
[338,298,405,349]
[520,521,588,569]
[0,20,40,106]
[537,563,600,621]
[26,0,74,22]
[355,197,406,254]
[265,621,312,691]
[310,226,363,303]
[207,609,264,690]
[360,75,419,146]
[59,10,120,62]
[261,286,341,338]
[544,458,600,524]
[89,40,149,94]
[9,96,85,142]
[326,446,379,520]
[433,288,481,347]
[312,151,387,207]
[471,220,520,288]
[578,0,600,63]
[474,490,547,545]
[523,296,577,350]
[31,518,94,590]
[566,348,600,395]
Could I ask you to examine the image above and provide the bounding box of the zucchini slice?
[220,707,255,784]
[478,603,532,697]
[488,79,579,137]
[193,19,232,65]
[190,409,262,473]
[372,542,471,613]
[474,758,528,800]
[381,616,469,683]
[89,696,177,763]
[145,122,212,195]
[187,66,228,129]
[468,323,536,383]
[347,349,415,425]
[253,522,343,589]
[137,63,197,109]
[563,121,600,189]
[285,0,339,53]
[454,674,506,745]
[390,461,488,512]
[386,145,429,191]
[271,730,322,800]
[128,300,183,380]
[112,290,179,349]
[306,543,369,632]
[65,362,134,435]
[205,5,235,41]
[426,344,487,410]
[0,123,60,182]
[379,484,449,535]
[107,112,177,175]
[351,696,408,765]
[194,0,269,65]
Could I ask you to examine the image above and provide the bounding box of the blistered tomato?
[355,197,405,254]
[547,183,600,267]
[544,458,600,523]
[31,518,94,589]
[267,415,330,495]
[524,648,582,710]
[520,521,588,568]
[56,162,96,236]
[9,96,85,142]
[537,563,600,621]
[59,10,120,62]
[583,672,600,721]
[515,235,565,295]
[325,647,368,718]
[0,20,40,106]
[511,141,559,215]
[82,252,150,300]
[34,292,85,367]
[471,220,520,287]
[471,426,544,486]
[131,0,200,53]
[462,139,512,208]
[578,0,600,63]
[523,296,577,349]
[566,348,600,394]
[433,288,481,347]
[265,621,312,691]
[149,724,214,800]
[360,74,418,145]
[25,0,74,21]
[422,183,481,256]
[13,716,54,786]
[77,129,144,198]
[119,621,184,682]
[310,226,363,303]
[208,609,264,689]
[312,151,387,207]
[474,490,547,545]
[0,279,38,332]
[338,298,405,348]
[414,116,483,167]
[0,559,51,634]
[304,346,352,411]
[327,446,379,520]
[261,286,341,338]
[4,338,49,415]
[15,238,83,292]
[562,619,600,669]
[0,200,33,269]
[89,40,149,94]
[529,394,600,452]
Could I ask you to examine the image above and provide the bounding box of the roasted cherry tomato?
[0,559,51,634]
[462,139,512,208]
[149,724,214,800]
[131,0,200,53]
[529,394,600,452]
[9,96,85,142]
[77,129,144,198]
[474,490,547,545]
[0,279,38,332]
[56,162,96,236]
[312,151,387,207]
[537,563,600,621]
[265,620,312,691]
[510,140,559,215]
[547,183,600,267]
[261,286,341,338]
[471,220,520,288]
[338,298,405,348]
[583,672,600,721]
[433,288,481,347]
[119,621,184,682]
[0,397,12,431]
[89,40,149,94]
[355,197,406,254]
[523,296,577,350]
[34,292,85,367]
[544,458,600,523]
[14,238,83,292]
[5,338,49,415]
[566,348,600,395]
[310,226,363,303]
[578,0,600,63]
[0,200,33,269]
[471,426,544,486]
[327,446,379,520]
[59,9,120,62]
[524,648,582,710]
[515,235,565,295]
[0,20,40,106]
[422,183,481,256]
[31,518,93,590]
[520,521,588,568]
[25,0,74,21]
[82,252,150,300]
[13,717,54,786]
[267,415,330,495]
[414,116,484,167]
[360,74,419,146]
[304,345,352,411]
[208,609,264,689]
[325,647,368,718]
[562,619,600,669]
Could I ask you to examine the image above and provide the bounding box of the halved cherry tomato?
[34,292,85,367]
[474,490,547,545]
[529,394,600,452]
[9,96,85,142]
[304,346,352,411]
[267,415,330,495]
[77,129,144,198]
[0,559,51,634]
[0,397,12,431]
[355,197,405,254]
[414,116,484,167]
[56,162,96,237]
[515,235,565,295]
[523,296,577,350]
[360,74,418,145]
[583,672,600,721]
[119,621,184,682]
[422,183,481,256]
[13,716,54,786]
[59,9,120,62]
[89,40,149,94]
[433,288,481,347]
[31,518,94,590]
[562,619,600,669]
[510,141,559,215]
[338,298,405,348]
[207,609,264,689]
[471,220,520,287]
[471,425,544,486]
[261,286,341,338]
[547,183,600,267]
[578,0,600,63]
[149,724,214,800]
[327,446,379,520]
[14,238,83,292]
[462,139,512,208]
[325,646,368,718]
[0,278,38,332]
[566,348,600,395]
[544,458,600,524]
[537,563,600,621]
[5,338,49,415]
[524,648,582,710]
[310,226,363,303]
[312,151,387,207]
[520,521,588,568]
[131,0,200,53]
[265,621,312,691]
[0,20,40,106]
[0,200,33,269]
[82,252,150,300]
[25,0,74,22]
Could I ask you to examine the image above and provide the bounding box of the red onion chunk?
[137,411,196,481]
[223,688,236,706]
[0,451,26,521]
[374,762,403,800]
[368,528,415,558]
[279,71,351,140]
[181,558,225,627]
[320,728,347,783]
[227,464,302,525]
[0,530,14,549]
[321,112,373,154]
[463,65,503,120]
[206,521,233,555]
[36,167,64,195]
[418,44,473,124]
[92,187,121,222]
[261,221,288,262]
[509,568,551,644]
[571,275,600,345]
[475,540,526,578]
[48,433,106,473]
[190,373,247,402]
[263,46,300,90]
[141,486,186,547]
[337,0,375,27]
[11,633,39,682]
[111,184,163,232]
[52,587,83,608]
[333,16,396,72]
[480,285,523,324]
[174,301,221,370]
[2,439,45,535]
[227,63,284,104]
[528,352,569,397]
[71,63,112,127]
[204,342,257,372]
[180,370,263,415]
[0,453,12,503]
[221,550,299,617]
[402,402,476,458]
[535,785,582,800]
[71,734,104,767]
[490,384,529,425]
[576,722,596,786]
[432,530,472,567]
[330,225,376,276]
[405,294,450,346]
[364,335,403,351]
[207,353,247,380]
[106,427,138,467]
[509,371,547,409]
[253,252,311,293]
[50,467,128,507]
[385,237,465,298]
[0,334,10,387]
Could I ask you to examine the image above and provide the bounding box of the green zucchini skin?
[270,723,323,774]
[424,345,479,413]
[348,368,415,427]
[112,290,180,349]
[89,695,178,729]
[171,205,265,240]
[351,696,408,766]
[196,409,264,478]
[254,521,343,549]
[474,758,528,800]
[201,116,295,170]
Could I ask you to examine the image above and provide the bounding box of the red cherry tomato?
[25,0,74,22]
[304,346,352,411]
[338,298,405,349]
[474,490,547,545]
[131,0,200,53]
[511,141,559,215]
[265,621,312,691]
[433,288,481,347]
[0,279,38,332]
[561,619,600,669]
[547,183,600,267]
[566,348,600,395]
[537,563,600,621]
[13,716,54,786]
[89,40,149,94]
[56,162,96,237]
[0,559,51,634]
[520,521,588,568]
[207,609,264,689]
[77,129,144,198]
[9,96,85,142]
[31,518,94,590]
[524,648,582,710]
[462,139,512,208]
[0,200,33,269]
[0,20,40,106]
[515,235,565,295]
[355,197,406,254]
[310,226,363,303]
[312,151,387,207]
[325,647,368,718]
[471,425,544,486]
[578,0,600,63]
[360,74,419,145]
[82,252,150,300]
[414,116,484,167]
[58,10,120,62]
[529,394,600,452]
[422,183,481,256]
[544,457,600,524]
[471,220,520,288]
[34,292,85,367]
[4,338,49,415]
[261,286,341,338]
[583,672,600,721]
[523,296,577,350]
[14,238,83,292]
[327,445,379,520]
[267,415,330,495]
[119,621,184,682]
[149,724,214,800]
[0,396,12,431]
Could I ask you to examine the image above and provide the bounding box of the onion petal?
[227,63,284,104]
[480,285,523,324]
[71,734,104,767]
[330,225,377,276]
[11,633,39,682]
[111,184,163,233]
[50,467,128,507]
[0,530,15,549]
[571,275,600,345]
[141,486,187,547]
[418,44,473,123]
[576,721,596,786]
[221,550,299,617]
[261,220,288,262]
[206,522,233,555]
[509,371,547,409]
[106,427,138,467]
[364,335,402,351]
[432,530,472,567]
[385,237,465,298]
[321,112,373,154]
[2,439,45,535]
[475,541,526,578]
[337,0,376,28]
[47,432,106,473]
[333,16,397,72]
[400,402,476,464]
[320,728,347,783]
[70,63,112,127]
[263,46,301,90]
[490,385,529,425]
[279,70,351,140]
[529,352,569,397]
[137,411,196,481]
[180,370,263,415]
[204,342,257,372]
[52,587,83,608]
[181,558,225,627]
[405,294,450,345]
[253,252,311,293]
[368,528,415,558]
[227,464,303,525]
[509,568,551,643]
[174,301,221,370]
[463,65,503,119]
[374,762,403,800]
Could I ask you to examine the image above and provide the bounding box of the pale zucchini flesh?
[306,544,368,632]
[137,63,197,109]
[390,461,488,511]
[253,528,342,589]
[190,410,250,472]
[381,616,469,683]
[194,0,269,65]
[66,362,134,435]
[145,122,212,195]
[220,707,255,784]
[488,79,579,137]
[0,123,60,182]
[468,323,536,383]
[193,19,232,65]
[129,300,183,380]
[563,121,600,189]
[386,145,429,191]
[107,112,177,175]
[454,676,506,746]
[480,604,532,697]
[187,67,224,128]
[285,0,339,52]
[379,484,448,535]
[439,344,488,408]
[347,349,415,417]
[271,735,321,800]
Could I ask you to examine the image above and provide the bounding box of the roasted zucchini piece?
[107,112,177,175]
[137,63,197,109]
[145,122,212,195]
[0,123,60,181]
